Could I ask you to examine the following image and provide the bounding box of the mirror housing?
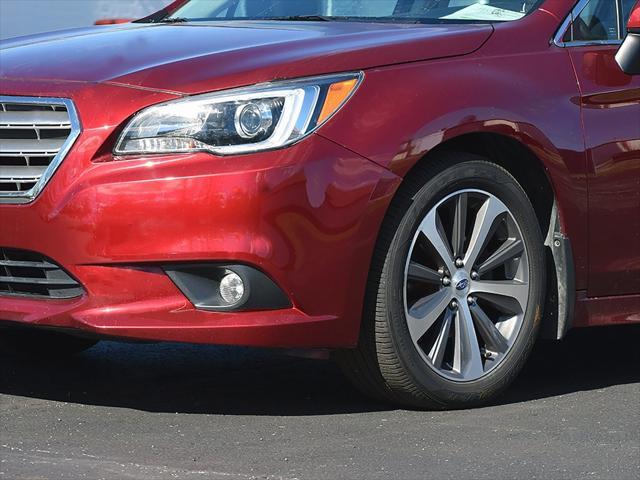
[616,1,640,75]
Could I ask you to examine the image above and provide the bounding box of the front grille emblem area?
[0,96,81,203]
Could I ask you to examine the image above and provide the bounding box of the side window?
[563,0,619,42]
[622,0,639,34]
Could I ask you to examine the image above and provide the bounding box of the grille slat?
[0,97,79,200]
[0,138,65,154]
[0,259,57,269]
[0,166,49,178]
[0,110,71,128]
[0,165,42,192]
[0,248,83,299]
[0,275,79,286]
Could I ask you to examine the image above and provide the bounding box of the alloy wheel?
[403,189,530,382]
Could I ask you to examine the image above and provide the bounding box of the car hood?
[0,22,493,95]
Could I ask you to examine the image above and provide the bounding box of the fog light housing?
[164,263,291,312]
[219,271,245,305]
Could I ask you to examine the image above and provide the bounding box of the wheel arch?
[395,131,575,339]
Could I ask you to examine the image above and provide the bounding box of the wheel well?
[427,132,554,235]
[405,132,569,340]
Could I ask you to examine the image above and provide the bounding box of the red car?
[1,0,639,409]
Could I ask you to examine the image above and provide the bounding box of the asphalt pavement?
[1,324,638,480]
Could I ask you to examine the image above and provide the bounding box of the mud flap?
[542,202,576,340]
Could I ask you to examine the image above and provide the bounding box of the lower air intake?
[0,247,83,299]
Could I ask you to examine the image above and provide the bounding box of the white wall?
[0,0,173,39]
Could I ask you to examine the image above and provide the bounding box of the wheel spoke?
[453,303,484,379]
[452,192,468,258]
[407,289,451,342]
[427,308,453,368]
[471,279,529,313]
[418,210,455,272]
[470,303,509,353]
[477,238,524,276]
[404,188,530,383]
[463,196,508,269]
[407,261,441,284]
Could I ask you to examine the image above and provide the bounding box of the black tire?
[336,153,546,409]
[0,328,98,358]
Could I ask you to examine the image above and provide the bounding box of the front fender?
[318,39,587,290]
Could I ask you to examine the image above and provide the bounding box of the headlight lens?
[114,73,363,156]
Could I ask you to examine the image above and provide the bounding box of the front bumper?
[0,80,400,348]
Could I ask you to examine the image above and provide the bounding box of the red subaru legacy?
[1,0,639,409]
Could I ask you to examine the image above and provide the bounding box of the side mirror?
[616,1,640,75]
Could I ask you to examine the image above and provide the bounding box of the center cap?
[452,270,470,297]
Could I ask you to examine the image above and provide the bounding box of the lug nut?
[450,300,458,310]
[467,296,476,306]
[471,271,479,280]
[442,277,451,286]
[455,258,465,268]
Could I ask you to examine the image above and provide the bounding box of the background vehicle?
[1,0,639,409]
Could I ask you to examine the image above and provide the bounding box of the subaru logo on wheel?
[456,279,469,291]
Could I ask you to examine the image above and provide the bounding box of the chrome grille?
[0,96,80,203]
[0,247,83,299]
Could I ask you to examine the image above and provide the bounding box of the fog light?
[219,272,245,305]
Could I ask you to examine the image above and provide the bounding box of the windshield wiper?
[264,15,335,22]
[159,17,189,24]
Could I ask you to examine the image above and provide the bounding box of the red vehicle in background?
[0,0,639,409]
[94,19,133,25]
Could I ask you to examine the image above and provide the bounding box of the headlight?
[114,72,363,156]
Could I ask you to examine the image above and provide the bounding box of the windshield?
[162,0,543,24]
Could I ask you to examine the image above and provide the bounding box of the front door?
[561,0,640,296]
